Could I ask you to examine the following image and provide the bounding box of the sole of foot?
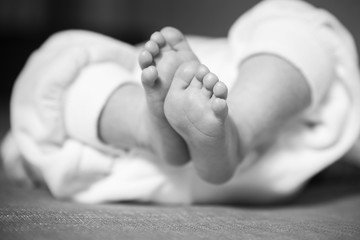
[164,62,240,184]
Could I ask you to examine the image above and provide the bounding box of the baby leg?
[227,54,312,150]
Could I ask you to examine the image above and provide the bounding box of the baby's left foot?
[164,62,241,184]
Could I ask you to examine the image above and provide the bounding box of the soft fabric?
[1,0,360,204]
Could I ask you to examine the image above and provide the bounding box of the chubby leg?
[227,54,312,151]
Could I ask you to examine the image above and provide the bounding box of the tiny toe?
[139,50,153,69]
[195,64,210,80]
[212,98,228,118]
[173,62,198,88]
[144,40,160,56]
[203,73,219,91]
[160,26,191,51]
[213,81,228,99]
[150,31,166,48]
[141,66,158,87]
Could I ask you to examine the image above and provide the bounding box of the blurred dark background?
[0,0,359,109]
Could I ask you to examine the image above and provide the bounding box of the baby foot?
[138,27,198,165]
[164,62,241,184]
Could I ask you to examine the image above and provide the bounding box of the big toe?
[160,26,192,51]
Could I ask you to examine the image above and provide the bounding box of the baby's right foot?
[164,62,242,184]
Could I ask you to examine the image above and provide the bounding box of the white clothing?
[2,0,360,204]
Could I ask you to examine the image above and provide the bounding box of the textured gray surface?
[1,161,360,240]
